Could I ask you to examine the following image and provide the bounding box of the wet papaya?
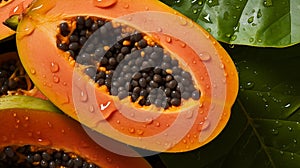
[0,51,47,99]
[0,95,151,167]
[16,0,239,153]
[0,0,32,40]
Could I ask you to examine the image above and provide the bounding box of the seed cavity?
[0,145,99,168]
[0,57,35,96]
[56,16,201,109]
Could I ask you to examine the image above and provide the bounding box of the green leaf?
[159,43,300,167]
[160,0,300,47]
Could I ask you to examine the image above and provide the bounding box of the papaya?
[0,0,32,40]
[0,95,151,167]
[16,0,239,153]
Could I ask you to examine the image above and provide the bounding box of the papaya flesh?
[0,0,32,40]
[0,95,151,168]
[17,0,239,153]
[0,51,46,99]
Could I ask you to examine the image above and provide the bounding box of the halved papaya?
[0,95,151,167]
[0,0,32,40]
[0,51,47,99]
[16,0,239,153]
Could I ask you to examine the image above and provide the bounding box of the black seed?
[85,18,93,28]
[166,80,177,89]
[132,86,141,94]
[60,22,69,36]
[192,90,200,100]
[97,78,105,85]
[162,54,172,63]
[161,62,171,69]
[8,78,17,89]
[132,72,142,80]
[62,153,69,161]
[149,80,158,88]
[165,75,173,82]
[171,59,179,66]
[139,78,147,88]
[74,157,83,166]
[4,147,14,158]
[26,155,33,163]
[100,57,108,65]
[57,43,69,51]
[41,159,48,167]
[85,67,96,78]
[170,98,181,106]
[49,161,56,168]
[181,71,192,79]
[131,93,139,102]
[118,90,128,99]
[76,16,85,25]
[171,90,181,99]
[138,97,147,106]
[69,35,79,42]
[69,42,79,51]
[42,152,51,161]
[137,39,147,48]
[182,92,190,99]
[79,36,88,45]
[91,23,99,31]
[116,53,124,63]
[140,89,148,97]
[33,153,41,162]
[130,33,142,42]
[108,57,117,66]
[121,47,130,55]
[164,88,171,96]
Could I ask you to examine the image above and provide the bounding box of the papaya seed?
[56,16,200,110]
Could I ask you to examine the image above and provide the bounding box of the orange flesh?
[0,108,151,168]
[0,0,32,40]
[17,0,239,152]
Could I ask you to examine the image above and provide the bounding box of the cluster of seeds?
[0,145,99,168]
[57,16,200,109]
[0,58,32,96]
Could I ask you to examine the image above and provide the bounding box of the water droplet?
[165,36,172,43]
[288,126,293,131]
[220,63,225,69]
[257,9,262,18]
[249,38,254,42]
[116,120,120,124]
[247,16,254,23]
[293,139,297,144]
[89,105,95,113]
[201,121,210,130]
[279,150,284,155]
[245,81,254,89]
[230,35,237,41]
[178,16,188,26]
[201,13,212,23]
[184,110,194,119]
[144,6,149,10]
[93,0,117,8]
[271,128,279,135]
[106,157,112,163]
[199,52,211,61]
[129,128,135,133]
[137,129,144,135]
[47,121,53,128]
[50,62,59,73]
[155,122,160,127]
[263,0,272,7]
[123,3,129,9]
[80,90,88,102]
[52,75,60,83]
[30,68,36,74]
[37,138,52,146]
[284,103,291,108]
[156,27,162,32]
[193,9,198,14]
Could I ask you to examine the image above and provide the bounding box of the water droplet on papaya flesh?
[55,16,201,111]
[93,0,117,8]
[50,62,60,73]
[0,145,100,167]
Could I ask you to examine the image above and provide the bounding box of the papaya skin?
[16,0,239,152]
[0,96,151,168]
[0,0,32,40]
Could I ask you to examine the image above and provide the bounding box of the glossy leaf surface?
[161,0,300,47]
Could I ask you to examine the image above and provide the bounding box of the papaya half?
[0,95,151,167]
[0,0,32,40]
[16,0,239,153]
